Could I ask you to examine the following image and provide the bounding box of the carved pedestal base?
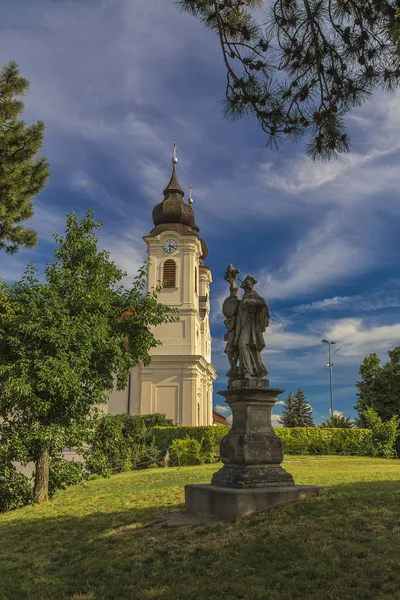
[212,465,294,488]
[212,384,294,488]
[185,380,323,520]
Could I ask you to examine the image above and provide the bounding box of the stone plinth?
[185,380,323,520]
[212,383,294,488]
[185,484,323,521]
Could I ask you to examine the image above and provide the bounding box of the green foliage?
[0,210,173,502]
[355,348,400,425]
[153,426,230,462]
[0,470,33,512]
[290,388,314,427]
[178,1,400,160]
[320,414,354,428]
[85,413,173,476]
[0,61,49,254]
[280,390,295,427]
[276,427,374,456]
[362,407,399,459]
[169,438,203,466]
[279,388,315,427]
[48,459,85,498]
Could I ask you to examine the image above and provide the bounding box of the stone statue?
[222,266,270,385]
[234,275,269,380]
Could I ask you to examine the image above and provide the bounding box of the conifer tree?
[179,1,400,159]
[292,388,314,427]
[0,61,49,254]
[280,390,296,428]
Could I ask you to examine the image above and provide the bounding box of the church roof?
[151,145,199,234]
[213,409,230,426]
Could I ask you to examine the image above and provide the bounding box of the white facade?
[107,158,216,425]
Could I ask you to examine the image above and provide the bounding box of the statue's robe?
[233,289,269,378]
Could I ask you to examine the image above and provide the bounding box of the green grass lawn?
[1,456,400,600]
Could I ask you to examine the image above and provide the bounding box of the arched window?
[163,259,176,288]
[195,267,198,294]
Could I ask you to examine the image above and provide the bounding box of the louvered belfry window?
[163,259,176,288]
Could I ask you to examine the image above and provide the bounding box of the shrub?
[153,426,230,462]
[85,413,172,475]
[276,427,374,455]
[0,470,34,512]
[362,407,399,458]
[169,438,204,466]
[48,459,86,498]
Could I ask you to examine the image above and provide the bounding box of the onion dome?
[151,142,199,233]
[199,238,208,262]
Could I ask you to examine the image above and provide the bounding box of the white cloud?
[214,404,230,415]
[326,318,400,361]
[258,212,370,301]
[271,414,283,428]
[295,282,400,314]
[266,319,320,351]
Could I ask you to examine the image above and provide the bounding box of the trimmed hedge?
[154,425,395,459]
[153,426,230,462]
[169,438,204,466]
[276,427,373,455]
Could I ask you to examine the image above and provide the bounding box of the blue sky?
[1,0,400,425]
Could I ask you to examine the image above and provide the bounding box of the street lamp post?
[322,339,336,417]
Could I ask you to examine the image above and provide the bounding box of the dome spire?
[151,142,199,233]
[163,140,184,198]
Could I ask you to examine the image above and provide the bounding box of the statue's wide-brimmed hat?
[241,275,257,288]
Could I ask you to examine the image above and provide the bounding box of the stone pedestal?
[212,381,294,488]
[185,380,322,520]
[185,484,323,521]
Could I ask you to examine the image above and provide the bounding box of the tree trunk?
[34,447,50,503]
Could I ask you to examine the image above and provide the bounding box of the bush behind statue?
[85,413,174,476]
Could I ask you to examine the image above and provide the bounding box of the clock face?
[163,239,177,254]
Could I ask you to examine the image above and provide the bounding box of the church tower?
[108,144,216,425]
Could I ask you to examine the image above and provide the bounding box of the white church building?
[107,148,217,426]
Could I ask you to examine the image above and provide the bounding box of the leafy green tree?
[355,348,400,425]
[293,387,314,427]
[362,407,399,458]
[0,61,49,254]
[178,1,400,159]
[0,210,174,503]
[280,390,296,427]
[320,413,354,428]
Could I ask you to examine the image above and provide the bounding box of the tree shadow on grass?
[1,480,400,600]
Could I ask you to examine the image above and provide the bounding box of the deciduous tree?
[0,210,174,503]
[355,347,400,425]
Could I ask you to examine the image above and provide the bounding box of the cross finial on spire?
[172,140,178,165]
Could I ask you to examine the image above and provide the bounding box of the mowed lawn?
[1,457,400,600]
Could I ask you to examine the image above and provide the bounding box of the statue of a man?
[233,275,270,380]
